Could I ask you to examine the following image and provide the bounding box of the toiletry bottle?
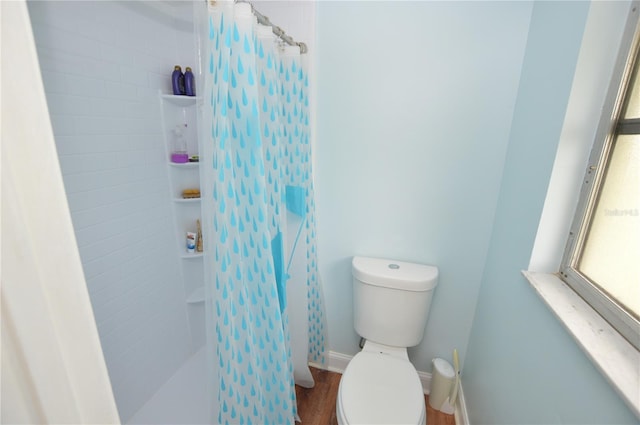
[171,124,188,163]
[184,67,195,96]
[196,219,203,252]
[186,232,196,253]
[172,65,185,95]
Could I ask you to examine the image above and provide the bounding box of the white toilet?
[336,256,439,425]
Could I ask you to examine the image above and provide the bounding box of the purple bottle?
[171,65,185,95]
[184,67,195,96]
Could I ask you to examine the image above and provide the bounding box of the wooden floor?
[295,366,456,425]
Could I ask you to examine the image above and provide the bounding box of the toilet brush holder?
[429,358,456,413]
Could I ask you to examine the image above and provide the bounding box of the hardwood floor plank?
[426,395,456,425]
[295,367,341,425]
[295,367,455,425]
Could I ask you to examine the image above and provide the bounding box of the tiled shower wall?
[27,1,196,421]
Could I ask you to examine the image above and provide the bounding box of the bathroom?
[3,0,638,424]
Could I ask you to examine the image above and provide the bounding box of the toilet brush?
[440,349,460,415]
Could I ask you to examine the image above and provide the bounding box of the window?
[560,10,640,351]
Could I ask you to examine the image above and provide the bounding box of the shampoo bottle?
[184,67,195,96]
[171,65,185,95]
[171,124,188,163]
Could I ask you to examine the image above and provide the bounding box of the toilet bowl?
[336,257,438,425]
[337,343,426,425]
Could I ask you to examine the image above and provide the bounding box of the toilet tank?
[352,256,438,348]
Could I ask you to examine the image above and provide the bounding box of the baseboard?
[310,351,469,425]
[417,370,432,395]
[310,350,351,374]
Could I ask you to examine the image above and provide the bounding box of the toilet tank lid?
[352,256,438,292]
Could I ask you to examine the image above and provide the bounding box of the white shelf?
[161,94,201,107]
[180,252,203,259]
[169,162,199,169]
[174,198,201,203]
[186,286,205,304]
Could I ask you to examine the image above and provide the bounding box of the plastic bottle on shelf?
[172,65,185,95]
[196,219,203,252]
[171,124,188,163]
[184,67,195,96]
[186,232,196,253]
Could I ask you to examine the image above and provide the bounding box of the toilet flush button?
[388,264,400,270]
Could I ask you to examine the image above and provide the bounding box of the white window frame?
[559,4,640,352]
[525,1,640,418]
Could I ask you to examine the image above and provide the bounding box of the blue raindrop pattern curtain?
[278,46,326,366]
[204,2,326,424]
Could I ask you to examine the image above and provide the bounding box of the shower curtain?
[199,2,326,423]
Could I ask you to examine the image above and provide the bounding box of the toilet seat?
[337,351,426,425]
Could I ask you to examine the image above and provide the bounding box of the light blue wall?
[316,0,638,422]
[463,1,638,424]
[315,1,533,371]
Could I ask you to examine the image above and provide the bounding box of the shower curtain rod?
[208,0,308,54]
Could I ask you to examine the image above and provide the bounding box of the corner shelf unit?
[159,92,206,350]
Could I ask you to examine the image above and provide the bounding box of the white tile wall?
[27,1,198,422]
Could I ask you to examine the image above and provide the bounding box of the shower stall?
[26,1,318,423]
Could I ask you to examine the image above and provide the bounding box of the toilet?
[336,256,438,425]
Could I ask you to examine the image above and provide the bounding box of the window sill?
[522,271,640,418]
